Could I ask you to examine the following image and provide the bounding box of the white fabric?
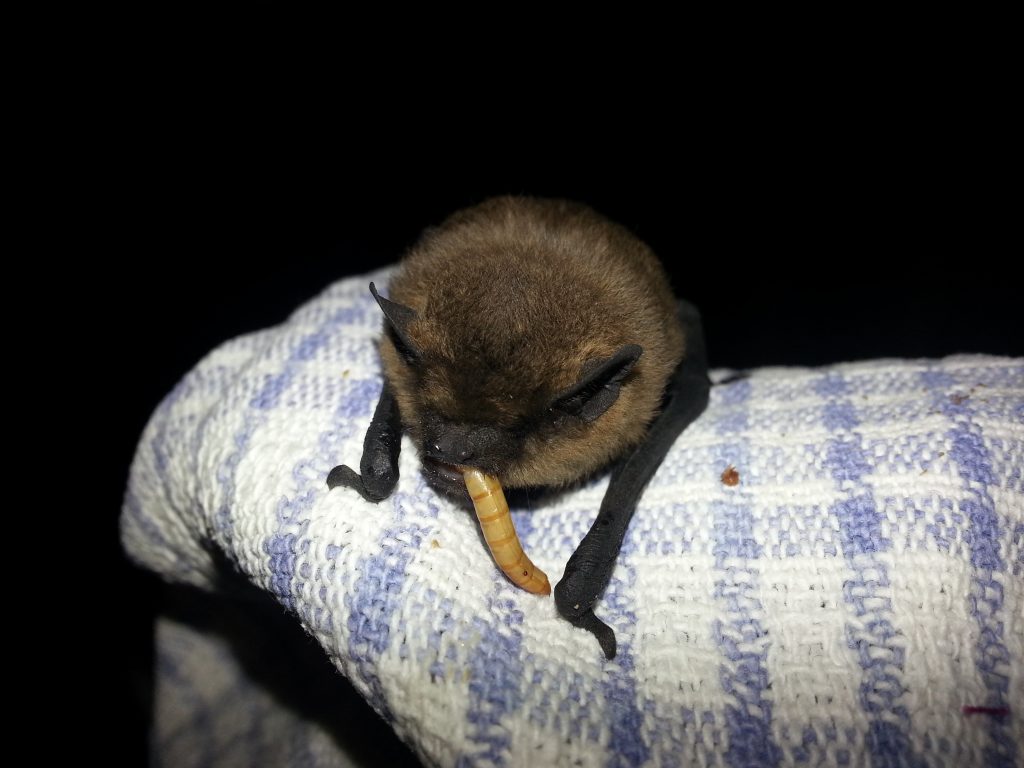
[123,268,1024,767]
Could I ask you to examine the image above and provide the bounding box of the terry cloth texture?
[122,268,1024,768]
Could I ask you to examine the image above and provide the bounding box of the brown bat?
[328,196,710,658]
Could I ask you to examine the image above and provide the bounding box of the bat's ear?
[370,282,421,363]
[550,344,643,422]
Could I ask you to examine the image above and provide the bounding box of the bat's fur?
[381,196,685,490]
[330,196,709,657]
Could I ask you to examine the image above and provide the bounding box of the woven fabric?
[152,613,354,767]
[122,268,1023,767]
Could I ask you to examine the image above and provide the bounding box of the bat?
[328,196,710,658]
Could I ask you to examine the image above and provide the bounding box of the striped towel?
[122,268,1023,767]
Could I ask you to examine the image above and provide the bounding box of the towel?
[122,268,1023,767]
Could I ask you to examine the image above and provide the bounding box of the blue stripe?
[505,505,603,745]
[346,488,436,722]
[268,371,387,614]
[233,273,439,721]
[596,427,674,767]
[819,371,926,768]
[262,334,442,720]
[265,374,386,618]
[151,377,191,477]
[454,488,565,766]
[602,569,650,768]
[641,702,721,766]
[711,378,781,768]
[264,363,441,720]
[455,591,525,767]
[215,308,356,544]
[924,365,1017,768]
[128,363,236,560]
[520,495,647,761]
[502,483,652,765]
[1013,522,1024,578]
[214,294,377,551]
[129,376,195,557]
[123,485,176,559]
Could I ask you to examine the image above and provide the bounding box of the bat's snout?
[422,424,504,467]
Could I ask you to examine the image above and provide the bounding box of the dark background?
[102,108,1017,761]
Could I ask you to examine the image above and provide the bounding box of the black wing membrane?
[554,300,710,658]
[327,381,403,502]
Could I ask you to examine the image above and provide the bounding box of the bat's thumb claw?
[327,464,360,490]
[573,609,617,660]
[327,465,392,503]
[553,574,617,658]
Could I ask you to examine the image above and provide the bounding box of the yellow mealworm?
[462,468,551,595]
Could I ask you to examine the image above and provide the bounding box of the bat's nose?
[426,434,473,464]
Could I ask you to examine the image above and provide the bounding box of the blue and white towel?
[122,268,1023,767]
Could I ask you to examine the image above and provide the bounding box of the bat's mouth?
[422,457,470,499]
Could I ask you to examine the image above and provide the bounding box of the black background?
[98,60,1018,762]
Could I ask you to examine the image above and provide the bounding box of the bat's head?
[369,281,656,499]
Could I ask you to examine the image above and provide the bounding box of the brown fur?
[381,196,685,488]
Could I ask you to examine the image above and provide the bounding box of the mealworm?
[463,468,551,595]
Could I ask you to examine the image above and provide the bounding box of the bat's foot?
[326,464,395,502]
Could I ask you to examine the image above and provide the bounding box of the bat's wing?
[327,381,403,502]
[554,299,711,658]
